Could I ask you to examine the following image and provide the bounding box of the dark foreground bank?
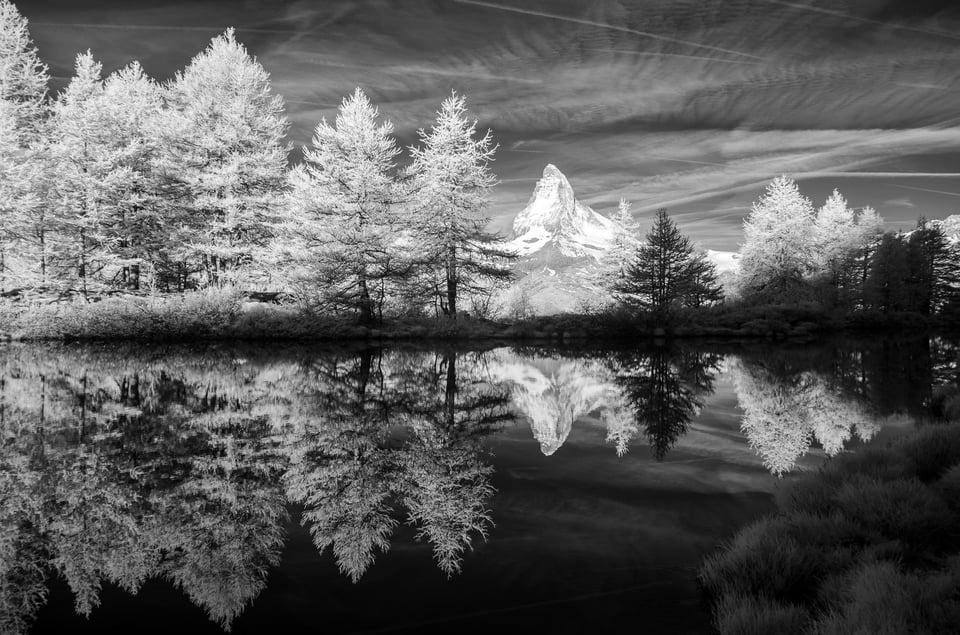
[698,422,960,635]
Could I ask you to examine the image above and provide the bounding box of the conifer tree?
[615,208,721,320]
[284,88,400,324]
[165,29,288,288]
[863,232,910,313]
[49,51,108,299]
[738,176,816,300]
[813,189,857,287]
[0,0,49,292]
[407,92,513,319]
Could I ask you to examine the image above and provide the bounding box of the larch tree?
[615,208,721,321]
[49,51,109,299]
[849,205,884,308]
[96,62,165,290]
[0,0,48,293]
[598,197,641,289]
[813,189,857,286]
[165,28,289,289]
[284,87,401,324]
[407,92,513,319]
[738,176,816,300]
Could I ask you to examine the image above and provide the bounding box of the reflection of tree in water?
[729,356,881,476]
[0,345,510,631]
[608,349,721,460]
[284,349,511,580]
[0,345,291,631]
[398,351,513,576]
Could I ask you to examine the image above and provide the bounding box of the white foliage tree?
[165,28,289,288]
[598,197,640,293]
[282,87,400,323]
[48,51,109,298]
[91,62,165,291]
[0,0,48,292]
[737,176,816,299]
[407,92,512,319]
[813,189,857,282]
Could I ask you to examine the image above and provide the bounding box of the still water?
[2,337,957,634]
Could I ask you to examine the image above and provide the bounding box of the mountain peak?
[509,164,615,260]
[541,163,567,181]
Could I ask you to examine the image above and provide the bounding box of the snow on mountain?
[486,355,624,456]
[705,249,741,274]
[500,164,742,315]
[507,164,617,260]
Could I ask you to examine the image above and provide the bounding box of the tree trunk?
[446,245,457,320]
[444,352,457,430]
[358,274,374,325]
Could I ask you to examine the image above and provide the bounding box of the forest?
[1,0,958,339]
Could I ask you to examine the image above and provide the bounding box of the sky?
[16,0,960,250]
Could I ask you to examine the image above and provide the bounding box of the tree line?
[736,176,960,317]
[0,2,512,323]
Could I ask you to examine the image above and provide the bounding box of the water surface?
[2,337,956,634]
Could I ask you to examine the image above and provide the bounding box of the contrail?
[760,0,960,42]
[452,0,764,60]
[892,184,960,197]
[583,47,762,66]
[32,22,306,35]
[801,172,960,179]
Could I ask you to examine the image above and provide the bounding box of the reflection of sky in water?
[0,339,955,632]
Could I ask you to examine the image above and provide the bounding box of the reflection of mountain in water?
[487,349,721,460]
[487,356,619,455]
[1,338,955,632]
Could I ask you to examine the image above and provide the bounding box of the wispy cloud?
[451,0,764,60]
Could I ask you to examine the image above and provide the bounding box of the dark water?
[1,337,957,634]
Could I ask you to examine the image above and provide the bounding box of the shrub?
[899,424,960,481]
[833,476,953,548]
[713,592,808,635]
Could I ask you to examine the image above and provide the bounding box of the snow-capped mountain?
[486,355,626,456]
[501,164,740,315]
[508,164,617,261]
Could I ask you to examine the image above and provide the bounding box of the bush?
[833,476,953,548]
[11,287,243,340]
[700,424,960,635]
[713,592,808,635]
[814,559,960,635]
[899,424,960,481]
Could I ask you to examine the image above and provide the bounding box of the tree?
[863,232,910,313]
[738,176,816,300]
[849,206,884,309]
[407,92,513,319]
[283,87,401,324]
[685,250,724,308]
[95,62,166,290]
[48,51,109,299]
[165,28,289,289]
[813,189,856,288]
[0,0,49,292]
[905,219,960,316]
[614,208,721,320]
[613,348,719,460]
[599,197,641,286]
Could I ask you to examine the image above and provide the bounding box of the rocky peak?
[508,164,617,260]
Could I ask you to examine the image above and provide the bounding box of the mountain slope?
[502,165,740,315]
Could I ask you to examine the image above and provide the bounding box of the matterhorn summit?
[508,164,616,260]
[500,164,739,315]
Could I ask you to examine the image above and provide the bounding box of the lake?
[2,336,957,634]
